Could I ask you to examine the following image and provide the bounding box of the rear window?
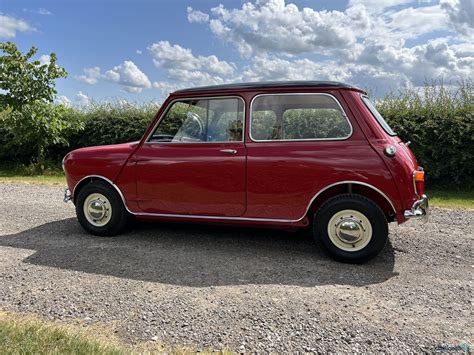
[250,94,352,141]
[361,95,396,136]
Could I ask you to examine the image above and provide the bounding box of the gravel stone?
[0,183,472,352]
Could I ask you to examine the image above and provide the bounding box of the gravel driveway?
[0,183,472,352]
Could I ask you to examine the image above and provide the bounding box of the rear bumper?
[404,194,429,220]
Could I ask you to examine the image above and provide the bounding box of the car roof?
[173,81,365,94]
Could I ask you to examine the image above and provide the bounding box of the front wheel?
[75,181,130,236]
[313,194,388,263]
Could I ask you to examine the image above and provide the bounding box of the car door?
[134,96,246,217]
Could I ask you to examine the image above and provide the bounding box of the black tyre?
[313,194,388,263]
[75,181,130,236]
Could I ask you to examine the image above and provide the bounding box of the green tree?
[0,41,79,170]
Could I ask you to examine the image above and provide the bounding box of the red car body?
[64,82,427,230]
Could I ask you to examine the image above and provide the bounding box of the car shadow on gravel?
[0,218,398,287]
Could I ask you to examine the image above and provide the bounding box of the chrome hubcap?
[335,218,364,243]
[83,193,112,227]
[327,210,372,252]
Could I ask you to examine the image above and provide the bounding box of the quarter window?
[149,98,244,143]
[250,94,352,141]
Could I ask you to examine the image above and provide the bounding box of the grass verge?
[0,167,65,185]
[0,310,231,354]
[426,189,474,209]
[0,311,125,355]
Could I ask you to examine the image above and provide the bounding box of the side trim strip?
[73,176,396,223]
[302,180,397,216]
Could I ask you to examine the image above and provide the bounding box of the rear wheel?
[75,181,130,236]
[313,194,388,263]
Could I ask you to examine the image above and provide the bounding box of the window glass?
[250,110,278,140]
[250,94,352,141]
[149,98,244,143]
[361,95,396,136]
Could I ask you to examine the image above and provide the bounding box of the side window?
[250,94,352,141]
[149,98,244,143]
[250,110,277,140]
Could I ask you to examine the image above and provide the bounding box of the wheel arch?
[72,175,123,205]
[306,181,397,222]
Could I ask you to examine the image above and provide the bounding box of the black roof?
[173,81,363,94]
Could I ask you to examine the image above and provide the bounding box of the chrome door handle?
[220,149,237,155]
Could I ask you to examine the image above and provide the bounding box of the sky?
[1,0,473,106]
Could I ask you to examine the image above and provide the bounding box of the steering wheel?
[182,111,204,139]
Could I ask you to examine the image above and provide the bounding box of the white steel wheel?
[327,209,373,252]
[83,192,113,227]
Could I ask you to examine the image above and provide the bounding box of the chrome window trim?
[72,176,396,223]
[360,94,397,136]
[249,93,353,143]
[144,95,246,145]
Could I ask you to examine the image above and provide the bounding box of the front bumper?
[404,194,429,220]
[64,188,72,203]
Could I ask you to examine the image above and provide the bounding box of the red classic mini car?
[63,81,428,263]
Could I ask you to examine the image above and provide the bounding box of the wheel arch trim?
[304,180,397,216]
[72,175,129,208]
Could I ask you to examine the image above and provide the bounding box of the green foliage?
[0,42,67,110]
[0,42,71,169]
[1,102,84,165]
[377,80,473,187]
[61,101,157,154]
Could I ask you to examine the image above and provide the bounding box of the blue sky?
[1,0,472,105]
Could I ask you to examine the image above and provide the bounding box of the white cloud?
[23,8,53,15]
[75,67,102,85]
[38,54,51,65]
[204,1,363,57]
[347,0,414,13]
[136,49,143,55]
[0,15,33,38]
[55,95,71,107]
[179,0,472,93]
[240,56,351,82]
[388,5,449,38]
[105,60,151,93]
[149,41,235,76]
[357,37,473,86]
[76,91,91,106]
[152,81,182,94]
[37,8,52,15]
[441,0,474,36]
[187,7,209,23]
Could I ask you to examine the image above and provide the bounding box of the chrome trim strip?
[132,212,298,223]
[302,180,397,216]
[71,175,131,209]
[72,176,397,223]
[249,93,353,143]
[144,95,246,144]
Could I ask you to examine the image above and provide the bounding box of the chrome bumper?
[404,194,429,219]
[64,188,72,203]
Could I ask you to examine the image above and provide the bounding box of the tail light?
[413,169,425,196]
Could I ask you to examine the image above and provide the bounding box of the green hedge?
[377,82,473,187]
[0,83,472,187]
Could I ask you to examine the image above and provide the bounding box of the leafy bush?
[377,81,473,187]
[48,101,158,161]
[0,42,70,170]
